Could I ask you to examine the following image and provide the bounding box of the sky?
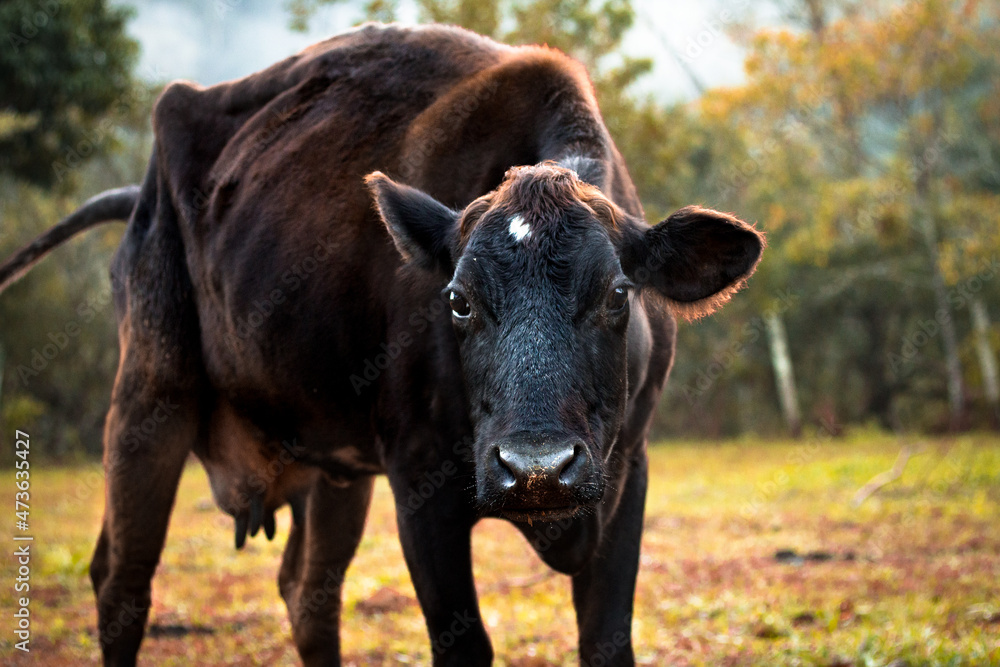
[117,0,782,103]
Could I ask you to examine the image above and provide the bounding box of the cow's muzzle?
[479,434,602,521]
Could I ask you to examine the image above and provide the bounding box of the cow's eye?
[450,291,472,318]
[607,286,629,312]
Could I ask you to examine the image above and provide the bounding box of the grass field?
[3,433,999,666]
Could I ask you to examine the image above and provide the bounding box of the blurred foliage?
[0,0,139,189]
[658,0,1000,436]
[0,1,155,461]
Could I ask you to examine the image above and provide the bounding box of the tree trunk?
[916,209,965,430]
[765,312,802,437]
[933,269,965,430]
[912,103,965,430]
[970,297,1000,426]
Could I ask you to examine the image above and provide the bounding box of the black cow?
[0,23,763,666]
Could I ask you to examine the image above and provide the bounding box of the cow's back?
[147,26,508,419]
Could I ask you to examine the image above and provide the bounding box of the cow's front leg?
[571,451,648,667]
[279,474,373,667]
[388,463,492,667]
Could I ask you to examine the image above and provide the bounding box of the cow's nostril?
[494,440,591,495]
[558,444,588,486]
[493,446,517,488]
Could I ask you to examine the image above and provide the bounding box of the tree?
[697,0,1000,432]
[0,1,148,459]
[0,0,138,188]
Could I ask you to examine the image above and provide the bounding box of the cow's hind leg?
[90,382,200,665]
[89,178,206,665]
[279,474,374,666]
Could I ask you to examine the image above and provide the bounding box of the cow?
[0,23,763,666]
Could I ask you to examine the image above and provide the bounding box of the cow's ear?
[620,206,764,319]
[366,172,459,273]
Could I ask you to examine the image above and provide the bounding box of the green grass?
[3,433,999,665]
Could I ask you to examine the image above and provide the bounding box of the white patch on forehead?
[509,214,531,242]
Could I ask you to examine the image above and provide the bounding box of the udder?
[197,400,318,548]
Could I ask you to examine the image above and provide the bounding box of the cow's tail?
[0,185,140,294]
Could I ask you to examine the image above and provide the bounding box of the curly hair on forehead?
[458,161,625,242]
[459,193,495,240]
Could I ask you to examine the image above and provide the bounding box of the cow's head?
[368,163,762,521]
